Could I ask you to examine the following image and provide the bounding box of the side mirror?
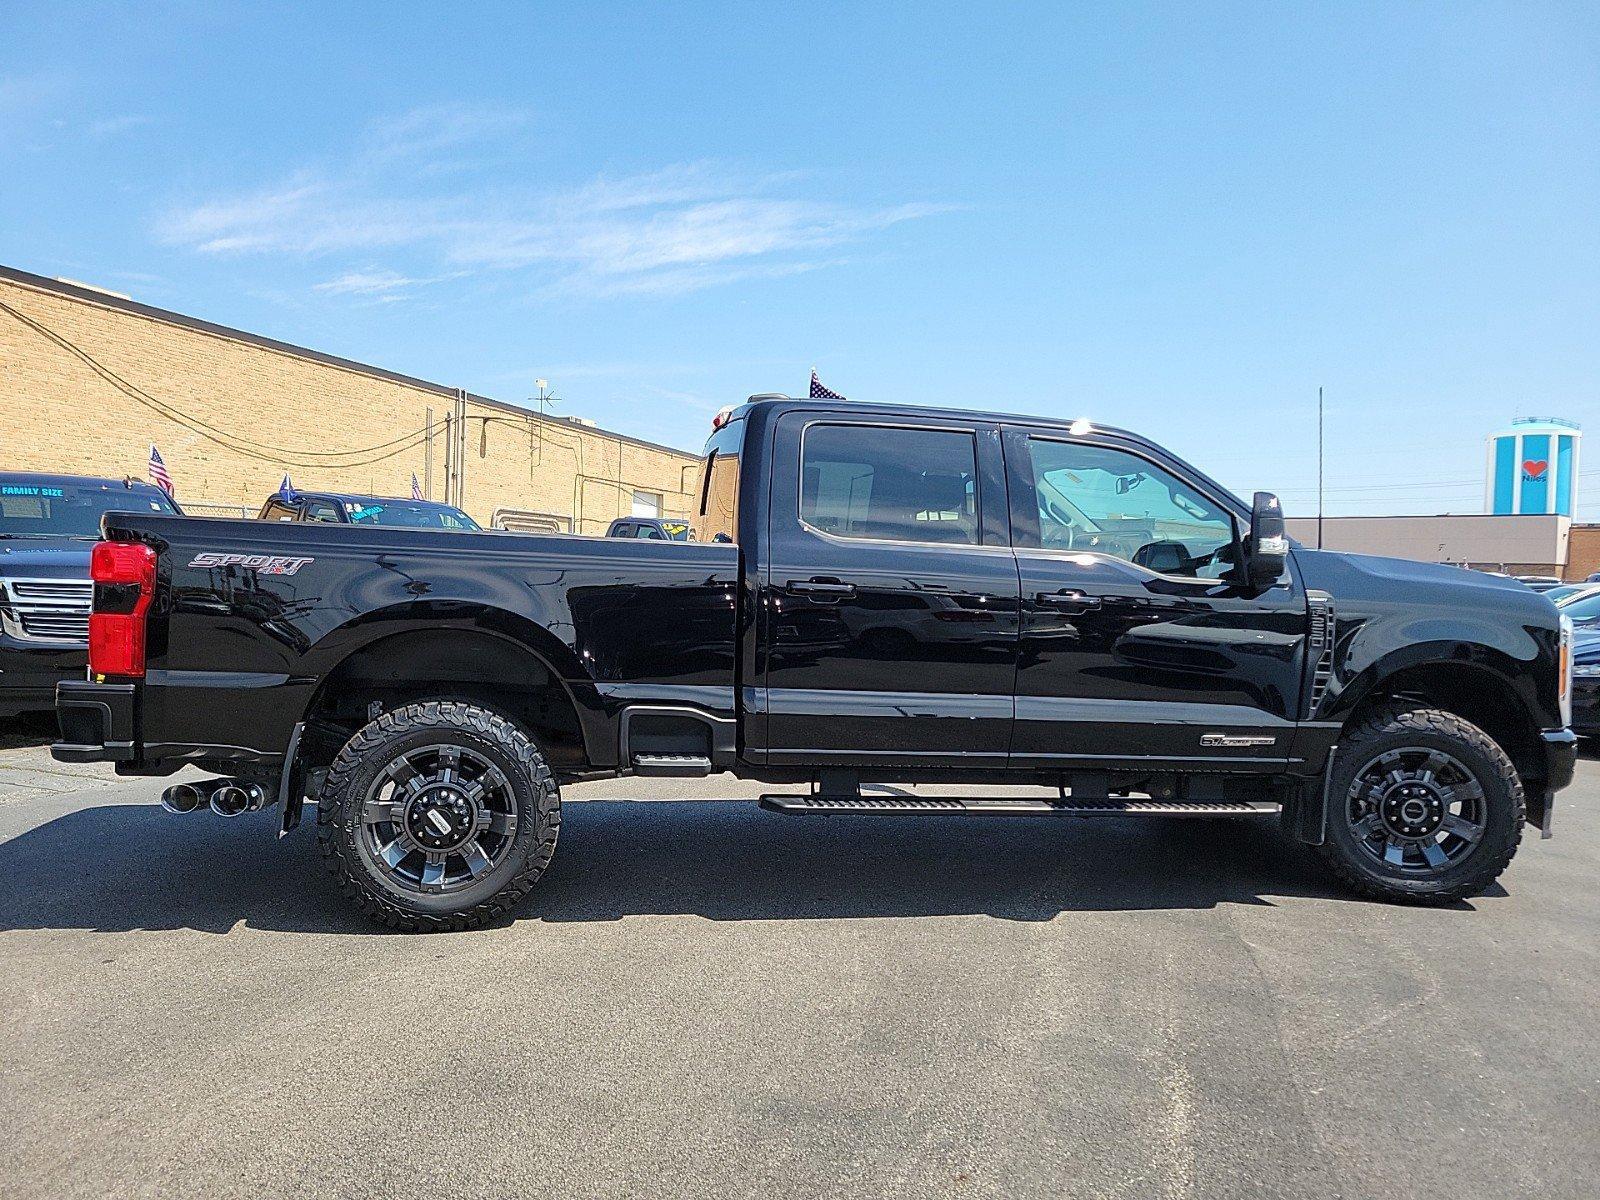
[1244,491,1288,589]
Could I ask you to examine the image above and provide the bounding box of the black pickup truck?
[54,396,1577,929]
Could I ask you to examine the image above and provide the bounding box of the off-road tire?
[1316,703,1523,904]
[317,700,560,931]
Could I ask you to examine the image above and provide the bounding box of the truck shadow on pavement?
[0,798,1478,936]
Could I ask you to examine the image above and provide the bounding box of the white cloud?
[313,269,433,300]
[361,102,530,164]
[159,113,951,301]
[88,114,151,138]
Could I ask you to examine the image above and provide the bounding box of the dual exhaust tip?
[160,778,269,818]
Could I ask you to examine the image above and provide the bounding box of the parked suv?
[606,516,693,540]
[259,491,480,531]
[1,472,180,717]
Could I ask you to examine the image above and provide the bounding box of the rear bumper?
[52,679,138,762]
[52,677,291,776]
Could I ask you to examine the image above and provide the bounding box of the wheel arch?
[300,603,604,778]
[1325,651,1550,838]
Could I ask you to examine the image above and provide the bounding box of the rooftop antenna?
[529,378,560,465]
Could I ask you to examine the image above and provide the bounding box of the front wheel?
[1316,704,1524,904]
[318,701,561,931]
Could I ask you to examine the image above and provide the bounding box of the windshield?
[0,480,178,538]
[1557,589,1600,624]
[344,500,481,530]
[654,520,692,541]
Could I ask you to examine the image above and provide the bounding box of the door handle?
[1036,589,1102,613]
[787,578,858,599]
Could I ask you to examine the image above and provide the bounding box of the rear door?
[757,411,1020,767]
[1003,426,1308,773]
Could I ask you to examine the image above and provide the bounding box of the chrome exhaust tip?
[160,783,206,815]
[209,781,267,818]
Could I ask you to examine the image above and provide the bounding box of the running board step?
[759,795,1282,817]
[632,754,713,778]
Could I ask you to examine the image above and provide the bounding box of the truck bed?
[90,512,740,775]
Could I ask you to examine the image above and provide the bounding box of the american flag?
[809,369,846,401]
[411,472,423,500]
[147,444,174,497]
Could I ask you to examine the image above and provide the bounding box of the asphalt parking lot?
[1,720,1596,1200]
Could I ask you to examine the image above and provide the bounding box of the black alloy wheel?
[358,743,518,895]
[1343,746,1487,875]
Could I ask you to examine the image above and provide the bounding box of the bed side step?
[632,753,714,778]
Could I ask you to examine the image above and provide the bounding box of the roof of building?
[0,263,697,462]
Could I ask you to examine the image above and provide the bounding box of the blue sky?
[2,2,1596,516]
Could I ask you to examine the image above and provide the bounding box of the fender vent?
[1307,591,1335,718]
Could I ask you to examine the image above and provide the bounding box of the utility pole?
[457,388,469,508]
[423,406,434,500]
[1317,385,1325,550]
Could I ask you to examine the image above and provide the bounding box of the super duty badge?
[188,552,315,576]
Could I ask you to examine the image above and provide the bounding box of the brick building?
[0,264,700,533]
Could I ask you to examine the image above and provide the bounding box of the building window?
[632,490,662,518]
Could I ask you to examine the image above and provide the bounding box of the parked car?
[1543,584,1589,605]
[1555,586,1600,627]
[1,472,181,718]
[606,516,693,541]
[55,394,1576,929]
[1516,575,1564,592]
[1571,628,1600,738]
[259,490,480,531]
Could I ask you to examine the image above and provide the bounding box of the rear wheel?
[1317,704,1523,903]
[318,700,560,931]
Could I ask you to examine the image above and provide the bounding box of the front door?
[1003,427,1308,774]
[758,412,1020,768]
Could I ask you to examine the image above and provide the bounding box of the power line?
[0,297,433,466]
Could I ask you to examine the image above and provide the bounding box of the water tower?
[1485,418,1580,516]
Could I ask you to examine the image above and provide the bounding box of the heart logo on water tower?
[1522,459,1548,480]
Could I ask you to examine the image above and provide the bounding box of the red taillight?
[88,541,157,679]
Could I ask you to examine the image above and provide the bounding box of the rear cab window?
[693,419,744,544]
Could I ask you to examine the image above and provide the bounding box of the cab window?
[260,500,296,522]
[1024,438,1236,578]
[692,419,743,544]
[303,500,342,523]
[800,424,978,546]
